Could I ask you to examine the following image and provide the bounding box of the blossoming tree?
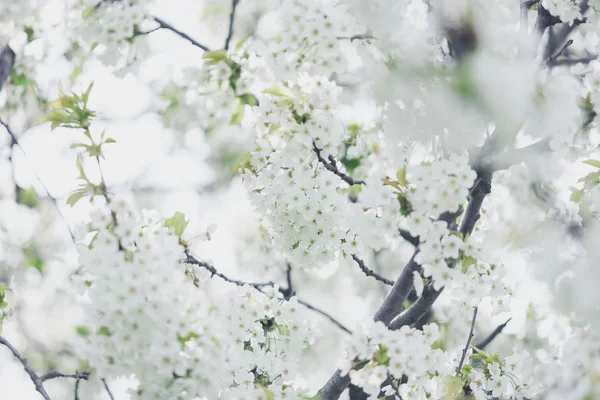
[1,0,600,399]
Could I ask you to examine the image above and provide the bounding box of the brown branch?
[475,317,512,350]
[184,252,352,334]
[297,299,352,335]
[312,140,365,186]
[398,229,419,247]
[102,378,115,400]
[152,17,210,51]
[224,0,240,50]
[0,336,51,400]
[185,252,275,288]
[544,39,573,67]
[41,370,91,382]
[0,45,15,92]
[351,254,395,286]
[456,307,478,376]
[318,164,493,399]
[549,55,597,66]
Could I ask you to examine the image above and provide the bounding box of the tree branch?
[456,307,478,376]
[0,336,51,400]
[184,252,352,334]
[549,55,598,66]
[318,167,494,399]
[539,0,589,61]
[102,378,115,400]
[398,229,419,247]
[0,45,15,92]
[224,0,240,50]
[474,317,512,350]
[152,17,210,51]
[351,254,394,286]
[41,370,91,382]
[297,299,352,335]
[472,138,552,173]
[312,140,365,186]
[185,252,275,288]
[544,39,574,67]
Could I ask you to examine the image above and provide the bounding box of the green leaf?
[263,85,295,98]
[202,49,227,61]
[229,99,245,126]
[10,70,29,86]
[66,190,87,207]
[24,26,35,43]
[177,332,199,347]
[104,137,117,144]
[231,151,252,176]
[239,93,259,106]
[0,283,5,303]
[75,156,89,181]
[82,6,96,19]
[396,165,407,187]
[235,35,250,52]
[570,189,584,203]
[82,82,94,107]
[16,186,40,208]
[164,212,189,237]
[76,326,91,337]
[97,326,112,336]
[23,243,44,273]
[583,159,600,169]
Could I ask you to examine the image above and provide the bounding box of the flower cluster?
[267,0,355,79]
[75,202,223,399]
[75,199,319,399]
[465,348,536,400]
[70,0,148,70]
[341,320,454,400]
[242,75,396,269]
[405,155,477,217]
[220,285,320,399]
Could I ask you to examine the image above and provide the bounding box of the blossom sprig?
[40,83,117,207]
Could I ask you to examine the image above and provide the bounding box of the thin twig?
[152,17,210,51]
[74,371,81,400]
[337,32,376,41]
[544,39,574,67]
[456,307,478,376]
[475,317,512,350]
[185,252,275,288]
[312,140,365,186]
[224,0,240,50]
[297,299,352,334]
[0,336,51,400]
[0,119,76,242]
[548,55,597,66]
[318,161,494,399]
[185,253,350,334]
[351,254,395,286]
[102,378,115,400]
[41,370,91,382]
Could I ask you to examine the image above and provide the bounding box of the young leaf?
[231,151,253,176]
[67,190,87,207]
[396,165,407,187]
[583,159,600,169]
[165,212,189,237]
